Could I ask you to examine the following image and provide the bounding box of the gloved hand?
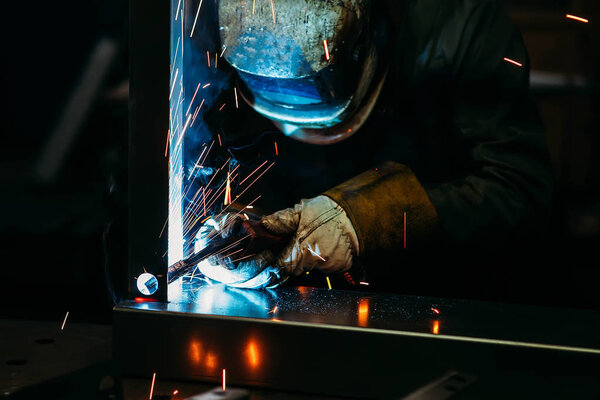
[262,195,360,277]
[194,214,286,289]
[195,196,359,288]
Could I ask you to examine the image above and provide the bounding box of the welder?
[197,0,553,290]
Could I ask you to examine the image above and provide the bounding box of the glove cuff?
[323,161,439,257]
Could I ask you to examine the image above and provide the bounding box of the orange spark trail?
[323,39,330,61]
[149,372,156,399]
[566,14,589,23]
[239,160,268,186]
[503,57,522,67]
[202,83,211,88]
[274,141,278,156]
[222,369,226,391]
[206,50,211,67]
[217,133,222,146]
[164,129,170,157]
[186,82,202,115]
[219,103,226,111]
[270,0,276,23]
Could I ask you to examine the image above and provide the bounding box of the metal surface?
[114,287,600,398]
[1,320,118,399]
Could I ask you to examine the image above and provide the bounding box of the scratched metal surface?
[129,284,600,351]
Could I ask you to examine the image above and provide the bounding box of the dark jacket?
[207,0,553,289]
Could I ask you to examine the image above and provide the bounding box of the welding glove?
[194,214,286,289]
[262,195,360,277]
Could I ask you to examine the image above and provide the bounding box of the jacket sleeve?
[425,0,553,244]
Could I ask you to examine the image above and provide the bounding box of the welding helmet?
[218,0,388,144]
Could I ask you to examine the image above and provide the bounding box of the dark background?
[1,0,599,325]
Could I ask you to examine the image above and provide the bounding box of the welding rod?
[167,218,289,284]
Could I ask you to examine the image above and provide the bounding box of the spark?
[224,172,231,205]
[60,311,69,330]
[159,215,169,238]
[175,0,182,20]
[431,307,440,314]
[323,39,330,61]
[307,243,325,261]
[149,372,156,399]
[186,83,202,115]
[169,69,179,99]
[190,0,203,37]
[206,50,211,67]
[243,213,249,220]
[566,14,588,23]
[503,57,522,67]
[172,37,180,70]
[174,114,192,150]
[173,390,179,396]
[164,129,170,157]
[234,87,239,108]
[270,0,276,23]
[432,320,440,335]
[219,103,226,111]
[202,83,211,88]
[239,160,268,185]
[274,141,278,156]
[222,369,226,391]
[217,133,222,146]
[246,205,253,209]
[252,0,255,14]
[268,305,278,313]
[359,281,369,286]
[404,211,406,249]
[325,276,332,290]
[215,53,218,69]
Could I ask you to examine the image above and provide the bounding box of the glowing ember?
[566,14,589,23]
[60,311,69,330]
[274,141,278,156]
[503,57,522,67]
[173,390,179,396]
[222,369,226,391]
[432,320,440,335]
[431,307,440,314]
[190,0,204,37]
[323,39,330,61]
[149,372,156,399]
[358,298,369,327]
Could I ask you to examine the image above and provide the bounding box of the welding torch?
[167,217,289,284]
